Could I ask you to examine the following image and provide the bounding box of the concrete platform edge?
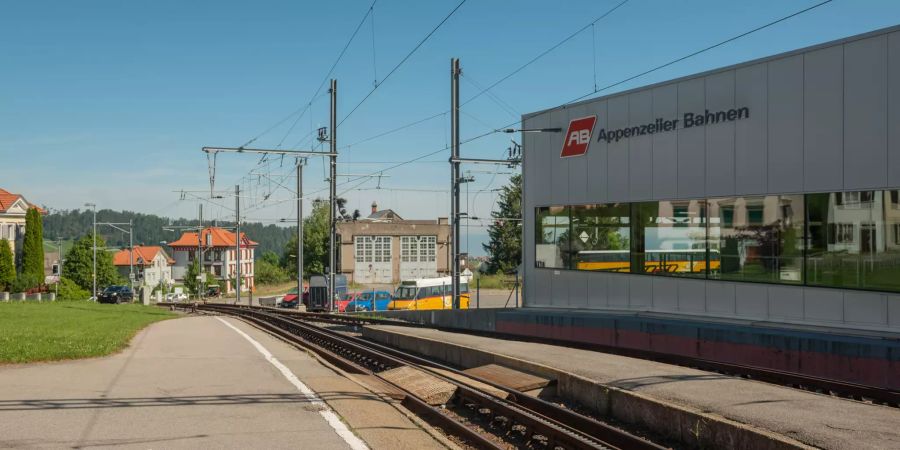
[363,326,814,450]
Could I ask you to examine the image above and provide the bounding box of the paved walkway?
[0,316,443,450]
[367,324,900,450]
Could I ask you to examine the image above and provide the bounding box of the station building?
[522,25,900,334]
[509,26,900,388]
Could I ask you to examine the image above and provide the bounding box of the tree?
[282,199,330,279]
[255,259,288,285]
[483,174,522,274]
[184,261,201,295]
[0,239,14,291]
[21,208,44,288]
[62,235,121,291]
[260,251,281,266]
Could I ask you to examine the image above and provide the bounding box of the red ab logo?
[560,115,596,158]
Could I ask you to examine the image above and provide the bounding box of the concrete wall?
[522,25,900,333]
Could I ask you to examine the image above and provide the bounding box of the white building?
[112,246,174,289]
[166,227,256,293]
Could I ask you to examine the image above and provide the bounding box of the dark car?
[98,285,134,304]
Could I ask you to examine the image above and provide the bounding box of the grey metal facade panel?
[768,285,804,319]
[567,104,590,205]
[652,277,678,311]
[569,271,588,308]
[803,46,844,192]
[704,71,736,197]
[889,32,900,187]
[629,276,652,309]
[677,78,707,198]
[549,109,570,205]
[550,270,569,307]
[587,101,609,203]
[734,63,769,195]
[735,284,768,319]
[651,85,679,199]
[607,95,630,201]
[629,91,654,201]
[803,288,844,323]
[587,272,609,307]
[843,291,887,325]
[844,35,889,189]
[767,55,805,193]
[706,282,736,314]
[607,273,629,308]
[677,279,706,312]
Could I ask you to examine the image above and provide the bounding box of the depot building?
[521,25,900,333]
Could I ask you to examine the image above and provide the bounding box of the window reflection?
[535,206,569,269]
[708,195,804,283]
[571,204,630,272]
[631,201,708,277]
[807,190,900,291]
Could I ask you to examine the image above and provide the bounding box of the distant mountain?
[42,209,294,258]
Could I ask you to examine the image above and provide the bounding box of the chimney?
[371,201,378,214]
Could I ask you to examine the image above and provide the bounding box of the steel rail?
[200,304,660,450]
[192,303,900,408]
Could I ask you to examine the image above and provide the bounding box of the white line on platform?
[216,317,369,450]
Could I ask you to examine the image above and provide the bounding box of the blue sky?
[2,0,900,255]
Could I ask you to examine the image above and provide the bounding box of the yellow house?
[0,188,42,256]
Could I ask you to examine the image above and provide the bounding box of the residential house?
[112,246,174,288]
[0,188,43,264]
[166,227,257,293]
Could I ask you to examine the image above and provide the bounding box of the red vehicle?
[280,283,309,309]
[336,292,357,313]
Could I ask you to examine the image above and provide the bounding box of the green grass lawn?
[0,302,177,364]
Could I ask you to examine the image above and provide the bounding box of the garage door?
[353,236,393,284]
[399,235,437,281]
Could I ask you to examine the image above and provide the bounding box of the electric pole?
[450,58,461,309]
[198,203,203,302]
[329,78,337,310]
[84,202,97,301]
[235,184,242,306]
[297,157,304,305]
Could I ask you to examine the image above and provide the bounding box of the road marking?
[216,317,369,450]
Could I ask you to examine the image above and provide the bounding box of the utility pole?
[297,158,304,305]
[129,219,134,293]
[450,58,461,309]
[198,204,203,302]
[329,78,337,311]
[235,184,242,306]
[84,203,97,301]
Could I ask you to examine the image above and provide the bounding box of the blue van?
[345,290,392,312]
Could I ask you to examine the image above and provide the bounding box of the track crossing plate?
[378,366,457,406]
[463,364,552,392]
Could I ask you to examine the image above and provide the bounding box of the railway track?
[182,304,899,409]
[194,303,664,450]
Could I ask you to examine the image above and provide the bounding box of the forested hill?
[42,209,294,258]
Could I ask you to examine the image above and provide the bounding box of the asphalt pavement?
[0,315,444,450]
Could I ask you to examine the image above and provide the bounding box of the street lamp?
[84,203,97,301]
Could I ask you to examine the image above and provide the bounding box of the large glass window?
[807,190,900,291]
[535,206,569,269]
[631,201,708,277]
[570,204,631,272]
[708,195,804,284]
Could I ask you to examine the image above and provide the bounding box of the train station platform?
[362,321,900,450]
[0,315,443,450]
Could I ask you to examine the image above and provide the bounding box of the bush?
[56,277,91,301]
[255,259,288,285]
[11,274,42,294]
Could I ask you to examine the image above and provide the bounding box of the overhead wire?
[338,0,468,127]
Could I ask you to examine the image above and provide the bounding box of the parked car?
[206,285,221,298]
[98,285,134,304]
[345,290,393,312]
[336,292,356,313]
[280,286,305,308]
[166,292,188,302]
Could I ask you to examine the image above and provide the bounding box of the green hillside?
[42,209,295,258]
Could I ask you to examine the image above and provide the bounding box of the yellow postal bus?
[388,277,471,310]
[576,249,720,274]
